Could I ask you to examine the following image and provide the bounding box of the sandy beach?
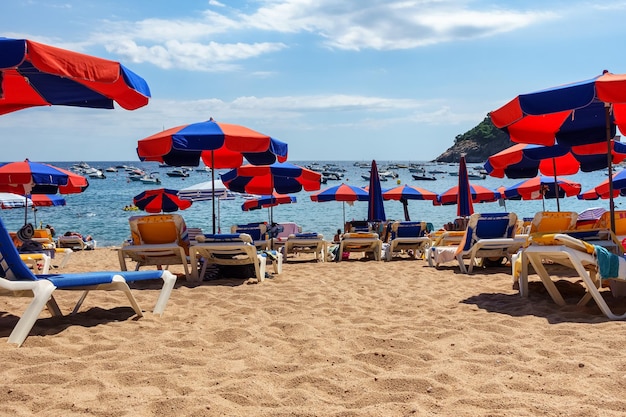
[2,248,626,416]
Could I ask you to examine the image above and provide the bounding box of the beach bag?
[18,239,44,253]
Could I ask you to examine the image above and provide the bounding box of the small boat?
[105,166,118,173]
[448,172,486,180]
[412,174,437,181]
[361,174,387,182]
[428,169,447,174]
[166,169,190,178]
[140,173,161,184]
[86,168,106,179]
[322,172,343,181]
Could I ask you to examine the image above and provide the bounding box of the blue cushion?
[293,232,319,239]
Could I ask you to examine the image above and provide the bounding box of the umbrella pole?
[606,103,616,234]
[23,195,28,225]
[211,150,216,234]
[401,198,410,221]
[342,201,346,226]
[552,158,560,212]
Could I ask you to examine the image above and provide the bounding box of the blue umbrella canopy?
[457,155,474,217]
[367,160,386,222]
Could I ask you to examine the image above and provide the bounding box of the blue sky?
[2,0,626,162]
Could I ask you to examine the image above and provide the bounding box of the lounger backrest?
[596,210,626,236]
[391,221,427,239]
[529,211,577,234]
[459,212,517,253]
[0,218,38,281]
[196,233,254,244]
[129,214,189,253]
[231,223,267,242]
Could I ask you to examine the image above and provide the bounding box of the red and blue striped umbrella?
[137,118,289,234]
[242,192,297,226]
[367,160,386,222]
[310,183,369,202]
[503,176,581,200]
[457,156,474,217]
[30,194,66,207]
[242,192,297,211]
[437,184,500,206]
[137,118,288,168]
[0,159,89,195]
[490,71,626,232]
[310,183,368,225]
[133,188,192,213]
[485,141,626,179]
[383,184,437,221]
[222,162,321,195]
[0,37,150,115]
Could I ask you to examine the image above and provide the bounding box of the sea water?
[0,160,618,247]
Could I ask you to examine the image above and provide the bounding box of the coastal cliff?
[434,115,513,163]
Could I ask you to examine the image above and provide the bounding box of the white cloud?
[84,1,555,71]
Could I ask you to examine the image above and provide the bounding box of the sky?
[2,0,626,163]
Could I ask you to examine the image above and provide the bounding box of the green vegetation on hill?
[435,115,513,163]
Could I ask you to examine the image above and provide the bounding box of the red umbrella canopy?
[222,162,321,195]
[30,194,66,207]
[311,183,369,202]
[136,119,288,168]
[503,176,581,200]
[242,192,296,211]
[383,184,437,201]
[437,184,501,206]
[133,188,192,213]
[0,159,89,195]
[0,37,150,115]
[489,72,626,147]
[485,141,626,179]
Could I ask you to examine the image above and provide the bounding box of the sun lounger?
[0,217,177,347]
[338,232,382,261]
[118,214,190,279]
[282,232,327,262]
[520,233,626,320]
[190,233,269,282]
[428,212,521,273]
[384,221,430,261]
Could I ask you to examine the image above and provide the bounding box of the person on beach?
[64,231,93,242]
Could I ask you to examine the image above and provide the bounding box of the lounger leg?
[152,270,177,316]
[526,254,566,306]
[8,280,57,347]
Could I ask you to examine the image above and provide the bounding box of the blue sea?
[0,160,619,247]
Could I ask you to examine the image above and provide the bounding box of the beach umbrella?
[382,184,437,221]
[489,70,626,232]
[484,141,626,210]
[437,183,500,206]
[457,155,474,217]
[310,183,369,225]
[133,188,192,213]
[0,159,88,223]
[485,142,626,179]
[503,176,581,211]
[0,160,89,195]
[29,194,66,227]
[367,160,386,222]
[222,162,322,195]
[242,192,297,226]
[578,169,626,200]
[0,37,150,115]
[137,118,288,234]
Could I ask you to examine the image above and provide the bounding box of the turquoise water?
[0,160,618,247]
